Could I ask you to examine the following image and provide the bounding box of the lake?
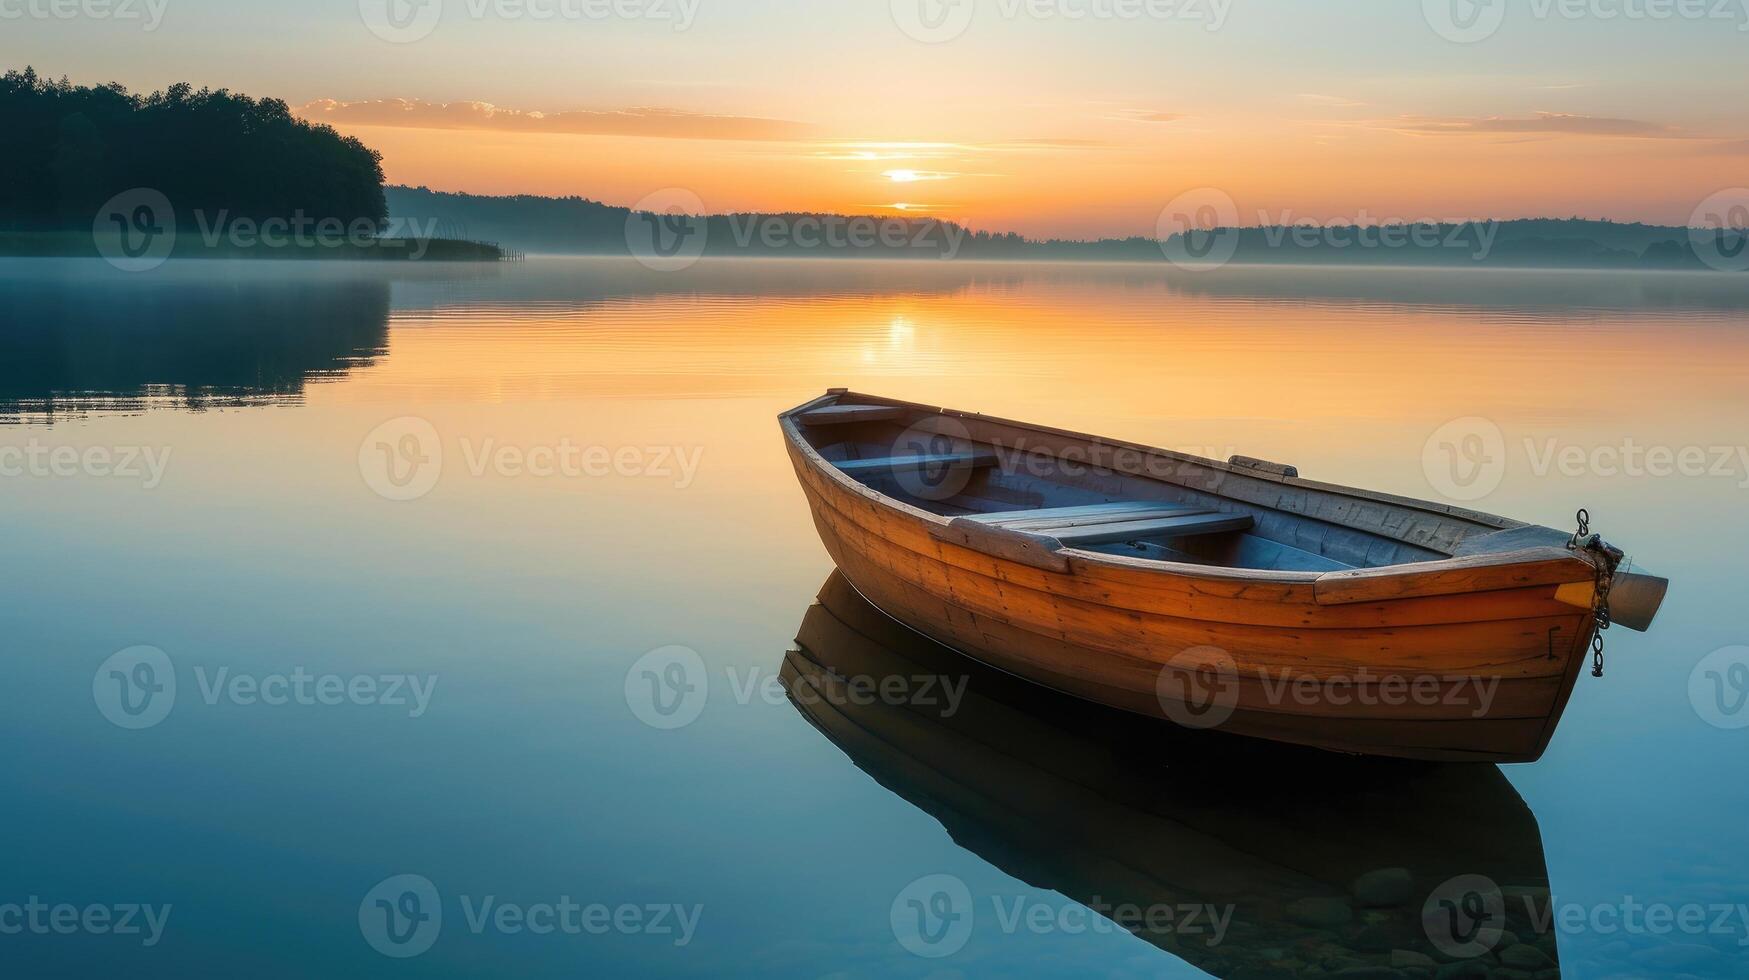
[2,256,1746,978]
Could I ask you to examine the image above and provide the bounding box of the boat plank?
[1314,549,1594,605]
[928,519,1069,574]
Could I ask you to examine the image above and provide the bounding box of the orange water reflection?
[316,259,1749,512]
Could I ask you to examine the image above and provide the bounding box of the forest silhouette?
[0,67,386,233]
[390,186,1743,270]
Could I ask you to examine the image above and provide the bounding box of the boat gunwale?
[780,389,1597,590]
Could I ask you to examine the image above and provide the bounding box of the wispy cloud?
[1298,93,1366,108]
[857,202,950,213]
[882,169,959,182]
[813,143,960,162]
[989,137,1109,149]
[1386,111,1689,139]
[296,98,814,142]
[1109,109,1186,123]
[811,138,1105,162]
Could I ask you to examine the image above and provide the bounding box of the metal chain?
[1568,508,1617,678]
[1568,508,1591,549]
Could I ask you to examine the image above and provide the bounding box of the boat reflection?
[783,572,1563,977]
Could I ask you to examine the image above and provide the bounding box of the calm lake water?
[2,256,1747,978]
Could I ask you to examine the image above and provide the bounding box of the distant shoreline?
[7,249,1747,277]
[508,253,1749,275]
[388,186,1749,274]
[0,231,508,263]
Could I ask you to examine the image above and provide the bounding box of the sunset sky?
[8,0,1748,238]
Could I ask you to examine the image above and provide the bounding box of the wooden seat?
[965,501,1210,530]
[1046,512,1254,547]
[963,501,1253,547]
[836,452,999,476]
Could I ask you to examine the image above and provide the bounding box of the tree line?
[0,67,387,232]
[387,186,1741,269]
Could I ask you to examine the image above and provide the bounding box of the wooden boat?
[783,572,1560,975]
[780,389,1669,763]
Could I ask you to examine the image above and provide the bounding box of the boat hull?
[784,428,1599,763]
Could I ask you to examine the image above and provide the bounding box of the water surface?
[3,257,1746,978]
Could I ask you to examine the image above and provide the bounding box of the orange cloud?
[1113,110,1186,123]
[1297,94,1366,108]
[296,98,814,142]
[1387,112,1689,139]
[989,138,1110,149]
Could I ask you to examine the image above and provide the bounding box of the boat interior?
[788,395,1572,575]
